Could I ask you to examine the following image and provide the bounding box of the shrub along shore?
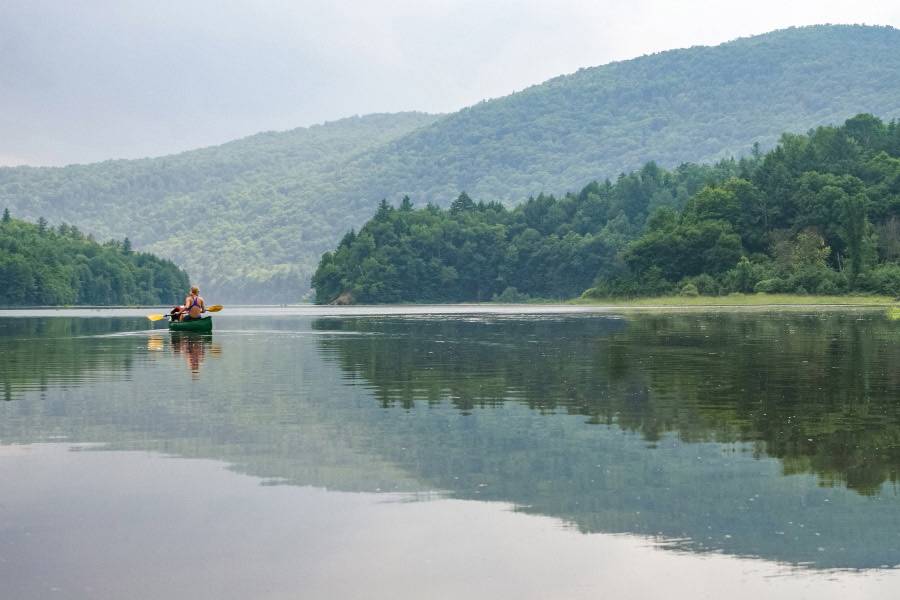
[570,293,897,307]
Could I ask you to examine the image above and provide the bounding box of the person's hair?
[190,286,199,295]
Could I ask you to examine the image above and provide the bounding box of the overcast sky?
[2,0,900,166]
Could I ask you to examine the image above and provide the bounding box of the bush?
[754,278,783,293]
[680,273,720,296]
[784,267,847,295]
[492,287,531,303]
[680,283,699,297]
[856,264,900,295]
[721,256,775,294]
[587,267,676,298]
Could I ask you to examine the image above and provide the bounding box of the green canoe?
[168,316,212,332]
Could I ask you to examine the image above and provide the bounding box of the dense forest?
[3,25,900,301]
[0,211,188,306]
[313,114,900,302]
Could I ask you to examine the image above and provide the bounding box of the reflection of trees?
[314,313,900,495]
[0,317,144,400]
[3,313,899,569]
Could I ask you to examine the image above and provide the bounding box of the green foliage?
[317,114,900,302]
[0,216,188,306]
[5,26,900,301]
[754,278,783,294]
[0,113,440,303]
[492,287,532,303]
[681,273,721,296]
[679,283,699,297]
[856,263,900,296]
[313,163,735,303]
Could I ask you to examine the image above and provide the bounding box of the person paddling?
[183,286,206,321]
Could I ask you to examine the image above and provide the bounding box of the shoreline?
[569,294,897,307]
[0,298,897,320]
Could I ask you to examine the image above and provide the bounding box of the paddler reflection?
[169,333,221,376]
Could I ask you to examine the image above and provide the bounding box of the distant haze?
[3,0,900,166]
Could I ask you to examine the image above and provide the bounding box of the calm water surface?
[1,306,899,599]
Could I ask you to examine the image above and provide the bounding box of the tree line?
[313,114,900,303]
[0,210,189,306]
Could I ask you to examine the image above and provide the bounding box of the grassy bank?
[571,293,898,307]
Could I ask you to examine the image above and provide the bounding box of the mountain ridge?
[3,24,900,302]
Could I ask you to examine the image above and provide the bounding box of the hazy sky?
[3,0,900,166]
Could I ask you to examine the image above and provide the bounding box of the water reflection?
[169,332,219,376]
[7,444,896,600]
[314,313,900,495]
[0,317,145,400]
[1,310,899,571]
[0,319,223,398]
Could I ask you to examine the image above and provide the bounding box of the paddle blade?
[206,304,223,312]
[147,314,166,321]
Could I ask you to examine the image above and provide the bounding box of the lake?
[1,306,899,599]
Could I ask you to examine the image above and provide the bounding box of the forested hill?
[313,115,900,303]
[4,25,900,302]
[0,211,188,306]
[0,113,439,302]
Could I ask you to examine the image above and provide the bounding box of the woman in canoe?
[182,286,206,321]
[169,286,207,322]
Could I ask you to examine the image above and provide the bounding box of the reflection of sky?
[1,444,895,600]
[2,309,899,584]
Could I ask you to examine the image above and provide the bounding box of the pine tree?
[1,208,10,224]
[374,199,393,221]
[450,192,475,214]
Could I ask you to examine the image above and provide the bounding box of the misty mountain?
[0,112,439,301]
[3,24,900,302]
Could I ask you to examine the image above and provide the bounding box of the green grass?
[571,293,898,307]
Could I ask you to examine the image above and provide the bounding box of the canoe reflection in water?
[148,332,221,376]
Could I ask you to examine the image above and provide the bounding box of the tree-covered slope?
[314,114,900,303]
[0,212,188,306]
[0,113,439,302]
[4,25,900,302]
[346,24,900,206]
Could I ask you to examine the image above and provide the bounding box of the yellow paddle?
[147,304,223,321]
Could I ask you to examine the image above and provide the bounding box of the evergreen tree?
[449,192,475,214]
